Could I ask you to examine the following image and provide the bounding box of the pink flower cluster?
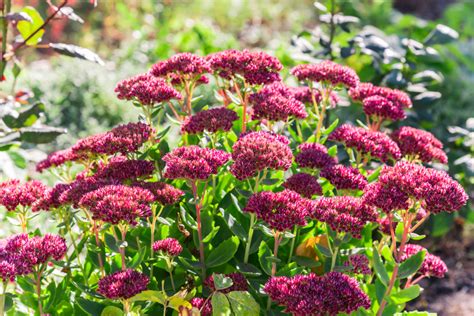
[163,146,230,180]
[115,73,182,105]
[291,61,360,88]
[363,161,468,214]
[0,180,47,211]
[204,272,248,294]
[92,156,155,181]
[362,95,406,121]
[72,122,154,157]
[151,53,211,78]
[289,86,340,107]
[283,173,322,198]
[181,107,238,134]
[295,142,337,170]
[391,126,448,164]
[32,183,70,212]
[190,297,212,316]
[320,164,368,191]
[58,177,121,207]
[0,233,66,279]
[264,272,371,316]
[230,131,293,180]
[207,49,282,85]
[345,254,371,275]
[97,269,149,300]
[329,124,401,163]
[36,148,82,172]
[152,238,183,257]
[350,82,412,109]
[244,190,311,231]
[400,244,448,278]
[79,185,155,225]
[249,82,307,121]
[132,181,183,205]
[311,197,378,238]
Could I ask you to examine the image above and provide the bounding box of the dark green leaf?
[19,126,65,144]
[398,250,426,279]
[424,24,459,45]
[373,248,389,286]
[389,285,421,304]
[227,291,260,316]
[213,273,233,290]
[258,241,273,275]
[206,236,239,268]
[212,292,231,316]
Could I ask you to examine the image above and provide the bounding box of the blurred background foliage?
[8,0,474,238]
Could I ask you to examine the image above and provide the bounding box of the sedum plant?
[0,50,468,316]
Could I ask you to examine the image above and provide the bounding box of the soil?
[407,220,474,315]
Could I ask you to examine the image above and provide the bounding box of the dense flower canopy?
[181,107,238,134]
[295,142,337,170]
[350,82,412,109]
[283,173,322,198]
[0,180,47,211]
[320,164,368,191]
[151,52,212,78]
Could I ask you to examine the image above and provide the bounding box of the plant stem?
[117,225,128,271]
[35,270,43,316]
[330,244,340,271]
[0,282,7,316]
[0,0,11,79]
[315,88,329,142]
[167,258,176,292]
[267,232,282,311]
[287,226,299,263]
[244,213,256,264]
[91,220,105,277]
[149,205,163,281]
[123,299,130,315]
[191,181,206,279]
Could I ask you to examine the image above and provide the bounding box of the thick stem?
[92,220,105,277]
[191,181,206,279]
[330,244,340,271]
[0,282,7,316]
[244,213,256,264]
[287,226,299,264]
[149,205,163,281]
[123,299,130,315]
[315,88,329,142]
[35,271,43,316]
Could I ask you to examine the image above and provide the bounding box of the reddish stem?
[191,181,206,279]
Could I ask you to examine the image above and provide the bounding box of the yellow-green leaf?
[17,7,44,46]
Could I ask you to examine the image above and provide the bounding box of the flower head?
[92,156,155,181]
[329,124,401,163]
[291,61,360,88]
[79,185,154,225]
[204,273,248,294]
[230,131,292,180]
[249,82,307,121]
[151,53,211,78]
[163,146,230,180]
[295,142,337,170]
[391,126,447,164]
[264,272,371,316]
[58,177,121,207]
[132,181,183,205]
[350,82,412,109]
[345,254,371,275]
[181,107,238,134]
[207,49,282,85]
[320,164,368,191]
[310,196,377,238]
[400,244,448,278]
[363,161,468,214]
[153,238,183,257]
[362,95,406,121]
[244,190,311,231]
[36,148,82,172]
[283,173,322,198]
[72,122,154,156]
[98,269,149,300]
[190,297,212,316]
[115,73,182,105]
[0,180,47,211]
[289,86,340,107]
[32,183,70,212]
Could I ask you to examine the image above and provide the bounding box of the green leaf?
[7,151,26,168]
[424,24,459,45]
[327,145,338,157]
[293,256,321,268]
[101,306,124,316]
[316,244,332,258]
[212,292,231,316]
[76,298,106,315]
[2,102,45,128]
[17,7,44,46]
[398,250,426,279]
[367,166,382,182]
[213,273,233,290]
[50,43,105,65]
[206,236,239,268]
[323,118,339,135]
[130,290,166,304]
[375,278,387,304]
[227,291,260,316]
[168,295,192,311]
[394,311,436,316]
[236,262,262,277]
[389,285,421,304]
[373,248,390,286]
[20,126,66,144]
[219,208,247,241]
[258,241,273,275]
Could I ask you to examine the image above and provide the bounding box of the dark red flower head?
[36,148,82,172]
[320,164,368,191]
[295,142,337,170]
[115,73,182,105]
[244,190,311,231]
[98,269,149,300]
[264,272,371,316]
[132,181,183,205]
[230,131,292,180]
[152,238,183,257]
[163,146,230,180]
[151,53,211,78]
[282,173,322,198]
[92,156,155,181]
[181,107,238,134]
[362,95,406,121]
[344,254,371,275]
[249,82,307,121]
[291,61,360,88]
[310,196,378,238]
[329,124,401,163]
[349,82,412,109]
[400,244,448,278]
[0,180,47,211]
[391,126,447,164]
